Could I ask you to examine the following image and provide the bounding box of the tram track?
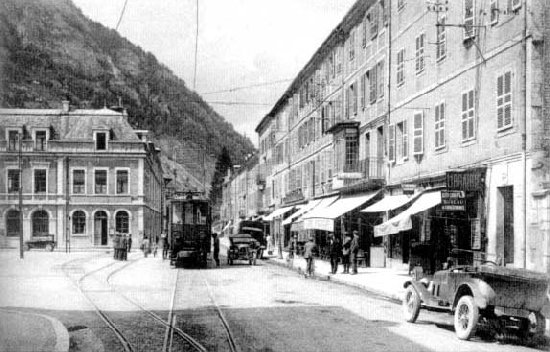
[62,253,241,352]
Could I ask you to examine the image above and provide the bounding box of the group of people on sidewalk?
[113,233,132,260]
[291,230,361,277]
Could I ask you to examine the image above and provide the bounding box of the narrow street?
[0,250,544,352]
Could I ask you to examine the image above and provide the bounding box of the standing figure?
[328,234,342,275]
[127,234,132,253]
[303,236,316,278]
[142,236,150,258]
[342,233,351,274]
[121,234,128,261]
[162,236,170,260]
[350,230,360,275]
[288,234,297,259]
[212,233,220,267]
[152,236,159,257]
[112,233,119,260]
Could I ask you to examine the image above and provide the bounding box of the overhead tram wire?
[115,0,129,31]
[193,0,199,91]
[201,79,293,95]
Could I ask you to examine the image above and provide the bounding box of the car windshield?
[230,234,253,244]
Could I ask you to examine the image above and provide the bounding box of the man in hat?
[342,233,351,274]
[328,233,342,275]
[212,233,220,267]
[350,230,360,275]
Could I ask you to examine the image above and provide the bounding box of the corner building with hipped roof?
[0,102,164,249]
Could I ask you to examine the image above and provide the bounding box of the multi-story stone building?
[0,102,164,249]
[375,0,550,273]
[222,0,550,273]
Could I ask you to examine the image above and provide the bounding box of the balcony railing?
[338,157,385,179]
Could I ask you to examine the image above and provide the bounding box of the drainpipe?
[522,1,529,269]
[18,132,23,259]
[386,0,392,190]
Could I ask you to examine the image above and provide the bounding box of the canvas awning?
[263,205,301,221]
[303,191,379,231]
[290,196,338,232]
[361,195,412,212]
[282,199,322,226]
[374,191,442,237]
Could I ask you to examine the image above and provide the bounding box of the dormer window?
[34,130,48,151]
[94,131,108,151]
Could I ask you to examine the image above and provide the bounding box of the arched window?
[115,211,129,234]
[72,211,86,234]
[32,210,49,237]
[6,210,20,237]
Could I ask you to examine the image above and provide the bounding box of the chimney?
[62,100,70,112]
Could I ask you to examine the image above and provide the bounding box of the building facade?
[221,0,550,273]
[0,103,164,249]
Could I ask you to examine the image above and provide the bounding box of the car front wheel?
[403,285,421,323]
[454,295,479,340]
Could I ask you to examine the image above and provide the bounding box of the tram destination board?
[441,190,466,211]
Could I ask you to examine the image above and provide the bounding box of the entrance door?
[500,186,514,264]
[94,211,108,246]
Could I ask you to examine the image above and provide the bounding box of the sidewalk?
[219,236,409,302]
[0,309,70,352]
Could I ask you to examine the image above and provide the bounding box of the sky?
[72,0,357,146]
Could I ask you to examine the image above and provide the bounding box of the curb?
[0,309,70,352]
[264,257,403,304]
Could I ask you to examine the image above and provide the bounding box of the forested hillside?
[0,0,255,190]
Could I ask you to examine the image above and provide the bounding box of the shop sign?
[446,169,485,191]
[441,190,466,211]
[401,184,416,194]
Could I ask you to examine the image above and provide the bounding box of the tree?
[209,147,232,207]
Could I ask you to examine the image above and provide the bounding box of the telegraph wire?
[201,79,293,95]
[193,0,199,90]
[115,0,129,31]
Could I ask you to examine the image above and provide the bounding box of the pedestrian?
[266,234,272,254]
[121,234,128,261]
[162,235,170,260]
[342,233,351,274]
[212,233,220,267]
[152,236,158,257]
[303,235,316,278]
[328,234,342,275]
[142,235,150,258]
[113,233,120,260]
[288,234,297,259]
[127,234,132,253]
[350,230,360,275]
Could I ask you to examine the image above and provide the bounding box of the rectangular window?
[8,130,19,151]
[35,130,47,151]
[117,170,129,194]
[497,71,512,130]
[464,0,476,40]
[377,60,384,99]
[397,48,405,86]
[369,68,377,104]
[436,16,447,61]
[34,169,47,193]
[435,102,446,149]
[95,132,107,150]
[345,86,350,119]
[362,17,367,48]
[345,133,359,172]
[73,169,85,194]
[388,124,395,163]
[352,82,358,115]
[413,112,424,155]
[369,8,378,39]
[95,169,107,194]
[349,30,355,61]
[415,33,425,74]
[360,74,366,109]
[7,169,20,193]
[461,90,476,141]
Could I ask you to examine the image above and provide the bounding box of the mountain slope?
[0,0,255,190]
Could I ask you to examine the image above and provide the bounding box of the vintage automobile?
[227,233,259,265]
[403,249,550,341]
[24,234,57,252]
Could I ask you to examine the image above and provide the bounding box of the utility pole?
[18,132,23,259]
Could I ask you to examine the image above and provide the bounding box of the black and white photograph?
[1,0,550,351]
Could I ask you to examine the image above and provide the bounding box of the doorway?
[94,211,108,246]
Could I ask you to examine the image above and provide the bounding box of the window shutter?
[497,71,512,129]
[413,112,424,155]
[360,75,366,109]
[353,81,358,115]
[377,60,384,99]
[490,0,499,24]
[388,124,395,163]
[402,120,409,160]
[439,103,445,147]
[345,87,350,119]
